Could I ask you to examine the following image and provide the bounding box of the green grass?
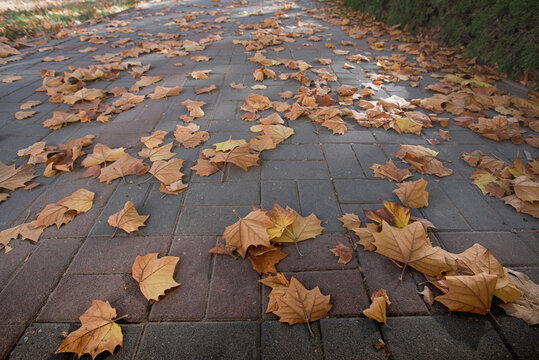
[0,0,136,40]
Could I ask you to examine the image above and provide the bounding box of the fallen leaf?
[174,125,210,148]
[57,189,95,213]
[181,99,206,118]
[393,178,429,208]
[274,277,332,335]
[0,162,36,191]
[189,70,212,79]
[20,100,42,110]
[338,213,361,230]
[222,208,274,258]
[108,201,149,234]
[56,300,122,359]
[260,273,290,313]
[230,82,246,89]
[99,154,149,183]
[15,111,37,120]
[267,202,297,240]
[2,75,22,83]
[209,242,236,255]
[210,144,260,171]
[132,253,180,301]
[373,221,452,278]
[248,246,288,274]
[138,142,175,161]
[499,269,539,325]
[82,144,126,168]
[363,289,391,324]
[434,273,498,315]
[141,130,168,149]
[370,160,413,182]
[330,242,353,264]
[418,285,434,305]
[148,86,182,99]
[194,84,217,95]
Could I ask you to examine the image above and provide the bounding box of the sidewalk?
[0,0,537,359]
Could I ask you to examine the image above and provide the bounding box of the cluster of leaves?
[462,150,539,218]
[342,200,526,320]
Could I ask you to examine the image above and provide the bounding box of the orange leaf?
[393,178,429,208]
[222,209,274,258]
[330,242,353,264]
[363,289,390,323]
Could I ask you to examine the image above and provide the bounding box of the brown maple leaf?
[370,160,412,182]
[132,253,181,301]
[141,130,168,149]
[108,201,149,234]
[0,162,36,191]
[81,143,126,168]
[99,154,149,183]
[330,242,354,264]
[393,178,429,208]
[273,277,332,336]
[248,246,288,274]
[56,300,123,358]
[338,213,361,231]
[210,144,260,172]
[222,209,274,258]
[138,142,175,162]
[174,124,210,148]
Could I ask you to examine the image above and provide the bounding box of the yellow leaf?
[363,289,390,323]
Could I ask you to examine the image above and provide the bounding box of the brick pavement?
[0,0,537,358]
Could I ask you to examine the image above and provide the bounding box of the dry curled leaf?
[338,213,361,231]
[132,253,181,301]
[141,130,168,149]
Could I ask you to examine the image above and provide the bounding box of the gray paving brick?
[262,161,330,180]
[261,180,300,210]
[442,181,508,230]
[383,316,511,360]
[320,318,386,360]
[0,238,81,323]
[184,181,259,205]
[323,143,364,178]
[261,321,321,360]
[419,184,470,231]
[495,316,539,359]
[140,184,184,235]
[0,240,35,289]
[297,180,342,231]
[319,129,376,144]
[0,325,25,360]
[262,144,324,161]
[351,143,389,176]
[334,179,396,204]
[136,322,257,360]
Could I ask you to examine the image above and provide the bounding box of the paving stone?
[334,179,396,204]
[261,180,300,210]
[184,181,259,205]
[441,181,508,230]
[286,120,320,143]
[320,318,386,360]
[382,316,512,359]
[420,184,471,231]
[0,325,25,360]
[176,205,252,235]
[206,253,259,319]
[262,160,330,180]
[9,323,142,360]
[435,232,538,266]
[262,144,324,161]
[261,321,322,360]
[297,180,342,231]
[136,322,257,359]
[67,236,171,274]
[37,274,148,323]
[319,129,376,144]
[495,316,539,359]
[323,143,364,178]
[483,198,538,230]
[150,236,216,321]
[0,187,48,230]
[357,250,429,315]
[0,238,81,323]
[139,184,184,235]
[0,240,36,289]
[277,233,357,272]
[517,231,539,256]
